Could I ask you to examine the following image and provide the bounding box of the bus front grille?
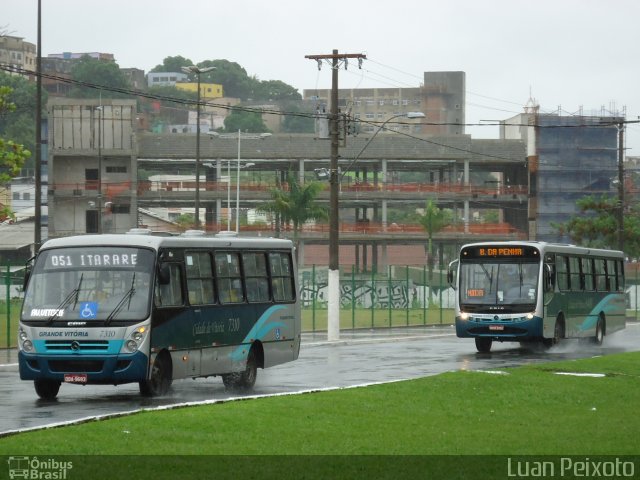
[45,340,109,352]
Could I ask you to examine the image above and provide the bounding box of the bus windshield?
[459,261,540,307]
[21,247,155,324]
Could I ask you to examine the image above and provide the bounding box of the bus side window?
[243,252,269,303]
[582,258,594,291]
[269,252,294,302]
[556,255,569,291]
[595,259,607,291]
[155,264,184,307]
[215,252,243,304]
[569,256,582,291]
[185,251,214,305]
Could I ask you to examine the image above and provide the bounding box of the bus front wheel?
[593,315,605,346]
[34,379,61,400]
[140,352,172,397]
[222,348,258,390]
[475,337,492,353]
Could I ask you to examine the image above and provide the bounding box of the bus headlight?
[123,326,147,353]
[19,329,33,352]
[460,312,470,321]
[526,313,534,320]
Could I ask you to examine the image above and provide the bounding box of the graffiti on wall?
[300,281,456,309]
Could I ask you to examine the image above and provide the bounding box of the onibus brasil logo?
[7,456,73,479]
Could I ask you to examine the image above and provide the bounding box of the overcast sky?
[5,0,640,153]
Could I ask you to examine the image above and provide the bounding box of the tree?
[258,171,327,258]
[558,194,640,258]
[223,111,269,133]
[281,101,315,133]
[69,55,131,98]
[418,200,450,280]
[0,71,42,169]
[0,85,31,220]
[150,55,194,74]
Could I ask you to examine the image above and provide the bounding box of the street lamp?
[327,111,425,341]
[181,65,216,229]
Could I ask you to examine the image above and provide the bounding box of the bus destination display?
[462,245,539,259]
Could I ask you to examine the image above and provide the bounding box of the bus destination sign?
[42,248,148,270]
[462,245,539,259]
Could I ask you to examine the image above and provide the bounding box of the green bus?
[448,241,626,353]
[18,229,301,399]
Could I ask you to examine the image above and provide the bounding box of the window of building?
[106,166,127,173]
[23,192,30,201]
[12,192,19,200]
[111,204,130,214]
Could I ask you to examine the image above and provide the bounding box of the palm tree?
[418,200,450,281]
[258,171,328,260]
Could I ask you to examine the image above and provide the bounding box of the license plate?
[64,373,88,384]
[489,325,504,331]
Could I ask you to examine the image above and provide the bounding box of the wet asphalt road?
[1,323,638,435]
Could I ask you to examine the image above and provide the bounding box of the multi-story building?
[147,71,188,88]
[0,35,36,75]
[502,101,623,242]
[304,71,465,136]
[47,98,138,236]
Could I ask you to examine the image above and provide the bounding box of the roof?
[0,220,35,250]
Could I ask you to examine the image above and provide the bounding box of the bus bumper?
[455,316,543,341]
[18,350,149,385]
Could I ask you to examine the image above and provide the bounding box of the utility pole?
[34,0,42,250]
[305,50,366,341]
[617,121,625,252]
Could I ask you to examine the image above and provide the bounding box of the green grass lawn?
[2,352,638,479]
[2,351,638,456]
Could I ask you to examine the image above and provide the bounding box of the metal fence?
[3,264,640,348]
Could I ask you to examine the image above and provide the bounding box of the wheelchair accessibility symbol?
[80,302,98,319]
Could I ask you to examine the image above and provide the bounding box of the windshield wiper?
[105,273,135,325]
[47,274,83,325]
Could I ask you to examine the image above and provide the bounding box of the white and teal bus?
[448,241,626,353]
[18,229,301,399]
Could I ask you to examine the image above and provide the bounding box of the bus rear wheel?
[140,352,172,397]
[475,337,492,353]
[34,379,61,400]
[222,348,258,391]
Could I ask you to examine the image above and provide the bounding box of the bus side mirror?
[22,256,35,290]
[158,263,171,285]
[447,260,458,289]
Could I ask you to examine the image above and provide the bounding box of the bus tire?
[543,316,564,349]
[139,352,172,397]
[222,348,258,391]
[593,315,605,346]
[34,379,61,400]
[475,337,492,353]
